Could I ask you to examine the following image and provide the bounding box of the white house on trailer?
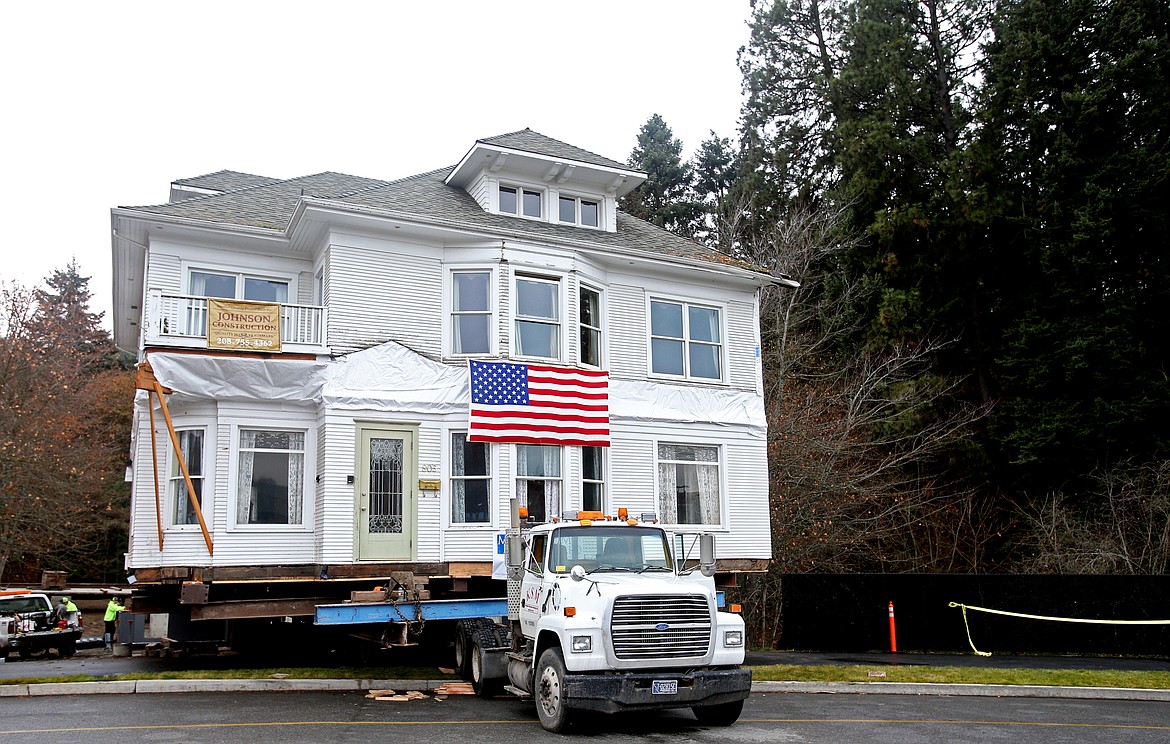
[111,130,793,623]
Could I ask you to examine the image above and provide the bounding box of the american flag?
[468,360,609,446]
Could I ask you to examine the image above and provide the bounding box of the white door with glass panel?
[357,426,417,560]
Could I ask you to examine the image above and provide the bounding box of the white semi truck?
[318,506,751,732]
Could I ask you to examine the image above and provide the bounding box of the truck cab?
[496,512,751,731]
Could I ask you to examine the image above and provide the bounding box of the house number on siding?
[419,463,439,473]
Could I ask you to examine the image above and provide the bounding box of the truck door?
[520,532,548,637]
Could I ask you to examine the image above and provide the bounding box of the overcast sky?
[1,1,752,327]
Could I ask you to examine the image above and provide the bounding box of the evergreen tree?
[690,132,740,252]
[620,114,700,235]
[983,0,1170,491]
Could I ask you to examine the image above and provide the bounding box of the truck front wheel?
[691,699,744,726]
[535,646,574,733]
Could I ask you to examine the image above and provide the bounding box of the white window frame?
[515,444,563,523]
[166,425,210,529]
[580,446,606,514]
[513,273,564,362]
[647,296,727,383]
[655,442,724,527]
[578,283,604,368]
[498,183,544,220]
[449,431,495,528]
[186,267,293,303]
[445,266,497,357]
[227,422,315,532]
[557,193,601,228]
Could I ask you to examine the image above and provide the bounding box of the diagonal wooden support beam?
[150,380,213,557]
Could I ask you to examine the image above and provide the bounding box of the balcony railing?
[145,290,328,352]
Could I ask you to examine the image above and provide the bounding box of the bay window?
[170,429,205,526]
[515,276,560,359]
[451,270,492,355]
[516,444,562,522]
[452,433,491,524]
[236,429,305,525]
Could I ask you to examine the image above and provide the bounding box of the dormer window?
[500,185,542,218]
[559,196,599,228]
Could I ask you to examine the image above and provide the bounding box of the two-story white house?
[111,129,793,627]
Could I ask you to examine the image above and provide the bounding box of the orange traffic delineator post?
[888,601,898,653]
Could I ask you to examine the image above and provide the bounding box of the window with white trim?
[170,428,206,526]
[451,269,492,355]
[558,195,600,227]
[516,444,562,522]
[499,185,542,218]
[579,285,602,368]
[451,433,491,524]
[657,443,721,525]
[581,446,605,513]
[190,270,289,303]
[515,275,561,359]
[649,299,724,381]
[236,429,306,525]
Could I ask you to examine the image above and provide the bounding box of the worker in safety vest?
[103,597,127,650]
[64,597,80,628]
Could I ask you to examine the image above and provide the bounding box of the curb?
[2,678,1169,701]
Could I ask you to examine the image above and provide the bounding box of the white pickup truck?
[0,591,82,660]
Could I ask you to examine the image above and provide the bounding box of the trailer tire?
[535,646,573,733]
[691,699,744,726]
[453,620,474,679]
[470,631,503,698]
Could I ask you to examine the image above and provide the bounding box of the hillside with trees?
[624,0,1169,638]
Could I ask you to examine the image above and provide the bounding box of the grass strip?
[750,664,1170,689]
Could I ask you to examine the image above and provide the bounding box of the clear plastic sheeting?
[146,342,765,431]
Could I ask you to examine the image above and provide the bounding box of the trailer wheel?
[691,699,744,726]
[453,620,474,679]
[469,631,503,698]
[535,646,574,733]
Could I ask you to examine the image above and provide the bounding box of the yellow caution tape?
[948,602,1170,657]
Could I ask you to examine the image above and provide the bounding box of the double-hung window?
[579,286,602,367]
[170,429,205,526]
[500,185,542,218]
[515,276,560,359]
[236,429,305,526]
[516,444,562,523]
[558,195,599,227]
[451,270,492,355]
[451,433,491,524]
[657,443,721,525]
[649,299,724,381]
[187,270,290,336]
[581,446,605,512]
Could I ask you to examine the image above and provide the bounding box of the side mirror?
[570,565,587,582]
[700,533,716,577]
[506,534,524,569]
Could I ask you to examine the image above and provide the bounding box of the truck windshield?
[548,526,673,574]
[0,596,50,614]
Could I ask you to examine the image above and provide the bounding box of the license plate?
[652,680,678,695]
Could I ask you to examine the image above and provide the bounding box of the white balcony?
[144,290,329,354]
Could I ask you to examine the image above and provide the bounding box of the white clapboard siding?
[318,413,358,564]
[416,426,442,561]
[604,282,646,378]
[147,252,182,293]
[727,297,761,392]
[327,243,442,356]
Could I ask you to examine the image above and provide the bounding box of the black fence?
[777,574,1170,657]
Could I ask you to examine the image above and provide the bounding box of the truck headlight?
[571,635,592,652]
[723,630,743,648]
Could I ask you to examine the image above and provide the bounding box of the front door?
[357,426,417,561]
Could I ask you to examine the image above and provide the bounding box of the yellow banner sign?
[207,299,282,352]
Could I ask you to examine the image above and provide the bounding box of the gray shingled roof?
[121,138,754,271]
[480,129,633,171]
[129,172,388,230]
[172,170,284,193]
